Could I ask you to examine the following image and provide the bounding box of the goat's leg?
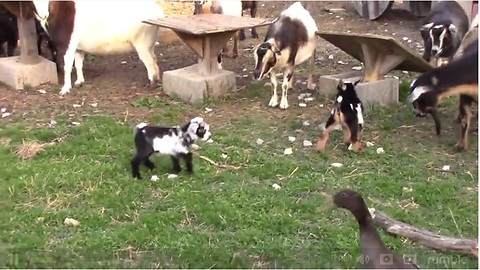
[342,124,352,145]
[238,10,246,41]
[60,43,78,95]
[316,114,337,153]
[307,49,316,90]
[268,70,279,107]
[180,152,194,174]
[73,51,85,88]
[346,119,363,153]
[422,41,432,62]
[131,149,154,179]
[170,155,182,173]
[455,95,474,152]
[232,31,238,58]
[6,38,16,57]
[280,65,295,109]
[135,42,160,89]
[144,158,156,170]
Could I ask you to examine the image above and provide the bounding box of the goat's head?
[420,22,457,57]
[406,77,442,135]
[186,117,211,141]
[253,42,281,80]
[335,79,361,102]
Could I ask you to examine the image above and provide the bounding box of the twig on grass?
[123,109,129,123]
[196,154,242,170]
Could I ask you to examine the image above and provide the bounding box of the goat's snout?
[253,69,262,80]
[413,108,427,118]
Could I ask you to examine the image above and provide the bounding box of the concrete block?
[0,56,58,90]
[162,64,236,104]
[318,71,399,112]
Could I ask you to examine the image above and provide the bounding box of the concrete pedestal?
[318,71,399,112]
[162,64,236,104]
[0,56,58,90]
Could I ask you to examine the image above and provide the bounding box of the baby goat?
[252,1,317,109]
[131,117,211,179]
[316,79,365,153]
[406,39,478,152]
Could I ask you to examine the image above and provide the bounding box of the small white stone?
[242,74,248,78]
[272,183,281,190]
[337,60,347,65]
[303,120,310,126]
[0,108,6,113]
[298,93,306,100]
[319,104,324,108]
[366,142,374,147]
[64,217,80,226]
[402,71,409,74]
[71,122,81,126]
[299,103,307,107]
[288,136,296,142]
[191,144,200,150]
[402,37,409,41]
[402,187,413,192]
[206,139,214,143]
[284,148,293,155]
[90,103,98,108]
[256,138,264,145]
[352,66,362,70]
[151,175,159,182]
[1,112,10,118]
[331,162,343,168]
[242,68,247,72]
[73,104,82,108]
[167,174,178,179]
[392,33,396,36]
[303,140,313,147]
[304,97,314,102]
[442,165,451,171]
[221,153,228,159]
[376,147,385,154]
[205,107,213,113]
[50,119,57,126]
[328,54,334,59]
[121,61,127,65]
[407,39,412,43]
[348,144,354,151]
[38,89,47,94]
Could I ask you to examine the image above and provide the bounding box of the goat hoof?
[315,142,326,153]
[454,144,467,152]
[74,81,84,88]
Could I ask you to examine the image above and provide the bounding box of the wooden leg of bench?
[360,43,405,82]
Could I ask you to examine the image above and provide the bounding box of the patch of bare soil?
[0,1,428,127]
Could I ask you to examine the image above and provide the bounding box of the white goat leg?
[60,48,77,95]
[135,42,160,85]
[268,70,279,107]
[279,73,290,109]
[74,51,85,87]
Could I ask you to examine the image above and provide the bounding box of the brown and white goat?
[32,0,165,95]
[252,1,317,110]
[193,0,242,69]
[316,79,365,153]
[238,1,259,41]
[406,39,478,152]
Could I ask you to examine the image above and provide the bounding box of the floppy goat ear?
[420,22,434,31]
[353,78,362,86]
[448,23,457,34]
[406,86,429,103]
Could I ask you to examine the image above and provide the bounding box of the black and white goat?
[193,0,243,69]
[419,1,470,66]
[131,117,211,179]
[238,1,259,41]
[316,79,365,153]
[0,5,57,63]
[252,1,317,109]
[406,39,478,152]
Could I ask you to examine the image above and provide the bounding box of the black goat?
[131,117,211,179]
[406,39,478,152]
[419,1,469,66]
[238,1,259,41]
[0,6,57,66]
[316,79,365,153]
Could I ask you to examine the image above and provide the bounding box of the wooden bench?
[144,14,271,103]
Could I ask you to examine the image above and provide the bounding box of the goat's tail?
[134,122,148,135]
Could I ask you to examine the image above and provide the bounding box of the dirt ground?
[0,1,432,126]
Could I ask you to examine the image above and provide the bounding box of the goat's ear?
[353,79,362,86]
[448,23,457,34]
[420,22,434,31]
[406,86,429,103]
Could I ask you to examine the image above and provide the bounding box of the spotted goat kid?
[316,79,365,153]
[131,117,211,179]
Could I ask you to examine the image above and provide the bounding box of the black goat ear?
[353,79,361,86]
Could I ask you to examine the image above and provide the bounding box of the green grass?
[0,87,477,269]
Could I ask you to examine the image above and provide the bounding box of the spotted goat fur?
[131,117,211,179]
[316,79,365,153]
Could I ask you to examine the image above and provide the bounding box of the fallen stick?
[196,154,242,170]
[370,209,478,257]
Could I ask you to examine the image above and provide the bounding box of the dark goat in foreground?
[406,39,478,152]
[131,117,211,179]
[316,79,365,153]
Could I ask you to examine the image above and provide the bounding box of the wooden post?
[18,4,40,65]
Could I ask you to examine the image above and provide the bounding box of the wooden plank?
[351,1,394,20]
[143,14,271,35]
[316,32,434,75]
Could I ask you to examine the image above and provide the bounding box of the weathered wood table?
[143,14,271,104]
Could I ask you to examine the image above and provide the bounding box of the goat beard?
[430,109,442,136]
